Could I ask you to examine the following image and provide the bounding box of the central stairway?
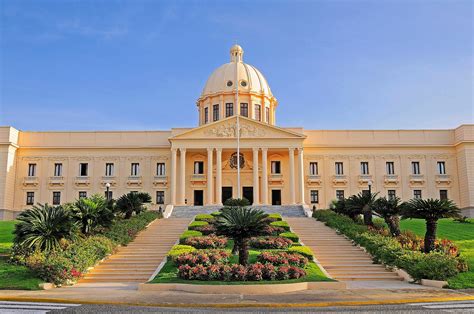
[171,205,306,218]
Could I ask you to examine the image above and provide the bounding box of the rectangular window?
[105,163,114,176]
[26,192,34,205]
[271,161,281,174]
[360,162,369,175]
[412,161,420,175]
[335,162,344,175]
[336,190,345,200]
[105,191,113,200]
[440,189,448,200]
[413,190,422,199]
[265,107,270,123]
[240,103,248,117]
[27,163,36,177]
[437,161,446,175]
[79,191,87,199]
[309,162,318,175]
[225,103,233,117]
[131,163,140,176]
[194,161,204,175]
[254,104,261,121]
[386,162,395,175]
[52,192,61,205]
[310,190,319,204]
[213,104,219,121]
[54,163,62,176]
[388,190,396,200]
[156,163,166,176]
[204,107,209,124]
[156,191,165,204]
[79,163,88,176]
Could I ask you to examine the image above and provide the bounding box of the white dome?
[200,46,273,98]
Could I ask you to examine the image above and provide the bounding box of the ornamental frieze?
[203,122,266,138]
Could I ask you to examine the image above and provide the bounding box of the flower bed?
[184,235,228,249]
[173,250,230,266]
[249,236,293,249]
[257,251,308,268]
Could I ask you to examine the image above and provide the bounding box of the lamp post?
[367,179,373,195]
[105,182,111,201]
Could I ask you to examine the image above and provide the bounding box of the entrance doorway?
[242,187,253,204]
[194,190,203,206]
[271,190,281,205]
[222,187,232,204]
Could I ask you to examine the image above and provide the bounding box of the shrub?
[261,225,285,236]
[210,211,222,217]
[401,251,460,281]
[103,211,160,245]
[257,251,308,267]
[115,192,152,219]
[193,224,216,235]
[194,214,215,222]
[188,221,209,230]
[276,265,306,280]
[288,246,314,259]
[179,231,203,244]
[280,232,299,243]
[173,250,230,267]
[270,221,290,231]
[167,245,196,259]
[184,235,228,249]
[249,236,293,249]
[267,213,283,221]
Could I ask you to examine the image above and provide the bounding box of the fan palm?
[115,192,152,219]
[402,198,461,253]
[347,192,379,226]
[372,197,404,236]
[13,203,78,252]
[215,207,268,265]
[71,194,114,234]
[329,198,359,221]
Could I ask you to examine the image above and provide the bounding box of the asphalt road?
[1,300,473,313]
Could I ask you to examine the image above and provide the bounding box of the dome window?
[226,80,233,87]
[240,80,247,87]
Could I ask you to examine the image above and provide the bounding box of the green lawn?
[400,218,474,289]
[0,221,43,290]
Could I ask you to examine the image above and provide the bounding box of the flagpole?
[235,48,241,199]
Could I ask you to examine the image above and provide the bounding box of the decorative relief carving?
[21,157,42,161]
[204,122,266,138]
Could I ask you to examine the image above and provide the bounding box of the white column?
[261,148,268,205]
[216,148,222,205]
[252,148,260,205]
[207,148,214,205]
[171,148,177,205]
[289,148,296,205]
[179,148,186,205]
[297,148,305,205]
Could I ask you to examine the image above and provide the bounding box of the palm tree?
[402,198,461,253]
[115,192,152,219]
[372,197,404,236]
[71,194,114,234]
[330,198,360,221]
[347,191,379,226]
[215,207,268,265]
[223,198,250,207]
[13,203,78,252]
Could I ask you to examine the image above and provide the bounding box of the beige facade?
[1,45,473,219]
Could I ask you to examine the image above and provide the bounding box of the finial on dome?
[230,44,243,62]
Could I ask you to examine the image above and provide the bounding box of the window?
[412,161,420,175]
[79,163,88,176]
[54,163,62,176]
[105,191,113,200]
[413,190,422,199]
[105,163,114,176]
[335,162,344,175]
[271,161,281,174]
[265,107,270,123]
[156,191,165,204]
[310,190,319,204]
[131,163,140,176]
[79,191,87,199]
[254,104,261,121]
[437,161,446,175]
[336,190,345,200]
[360,162,369,175]
[213,104,219,121]
[27,163,36,177]
[194,161,204,175]
[309,162,318,175]
[388,190,396,200]
[386,162,395,175]
[52,192,61,205]
[156,163,166,176]
[26,192,34,205]
[440,190,448,200]
[240,103,248,117]
[204,107,209,124]
[225,103,233,117]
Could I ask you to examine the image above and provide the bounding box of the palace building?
[1,45,473,219]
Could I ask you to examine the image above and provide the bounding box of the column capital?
[261,147,268,153]
[297,147,304,152]
[215,147,223,153]
[207,147,214,153]
[171,148,178,153]
[179,148,187,153]
[252,147,260,152]
[289,147,296,152]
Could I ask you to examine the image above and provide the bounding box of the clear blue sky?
[0,0,472,131]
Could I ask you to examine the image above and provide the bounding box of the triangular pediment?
[170,116,306,140]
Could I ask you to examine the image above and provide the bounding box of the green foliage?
[194,214,215,222]
[347,191,379,226]
[103,211,160,245]
[288,246,314,259]
[210,211,222,217]
[70,194,114,235]
[400,251,460,282]
[115,192,152,219]
[179,230,203,244]
[223,198,250,207]
[188,221,209,230]
[280,232,299,243]
[0,221,15,254]
[167,245,196,259]
[13,204,79,252]
[270,221,290,231]
[267,213,282,221]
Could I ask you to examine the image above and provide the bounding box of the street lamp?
[105,182,111,201]
[367,179,373,195]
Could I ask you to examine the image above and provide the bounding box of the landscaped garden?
[151,199,331,285]
[2,191,161,288]
[315,192,472,288]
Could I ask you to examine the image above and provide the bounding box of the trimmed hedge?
[167,245,196,259]
[280,232,299,243]
[194,214,214,222]
[188,221,208,230]
[270,221,290,231]
[179,230,203,244]
[103,211,161,245]
[268,213,283,221]
[288,246,314,259]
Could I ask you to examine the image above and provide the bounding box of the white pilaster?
[179,148,186,205]
[216,148,222,205]
[171,148,177,205]
[207,148,214,205]
[252,148,260,205]
[298,148,306,205]
[261,148,268,205]
[289,148,296,205]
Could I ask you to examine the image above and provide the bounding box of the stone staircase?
[286,217,402,281]
[170,205,305,218]
[79,218,191,283]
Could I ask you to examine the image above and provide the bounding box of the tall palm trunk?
[384,216,401,237]
[362,205,374,226]
[238,238,249,266]
[424,219,438,253]
[232,241,239,255]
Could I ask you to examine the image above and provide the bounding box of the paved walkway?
[286,217,401,281]
[80,218,191,283]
